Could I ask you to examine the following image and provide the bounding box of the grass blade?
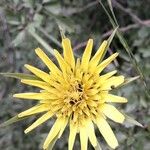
[98,0,150,97]
[100,27,118,62]
[37,27,62,48]
[27,27,54,56]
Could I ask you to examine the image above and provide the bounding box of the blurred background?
[0,0,150,150]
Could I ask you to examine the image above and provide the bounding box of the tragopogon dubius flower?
[13,38,128,150]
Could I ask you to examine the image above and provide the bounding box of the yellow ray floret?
[35,48,61,75]
[12,38,129,150]
[89,40,108,67]
[87,120,97,147]
[103,94,128,103]
[99,104,125,123]
[25,111,53,134]
[100,75,124,90]
[62,38,75,70]
[13,92,57,100]
[18,104,51,117]
[43,117,66,149]
[96,53,119,73]
[81,39,93,71]
[24,64,51,83]
[69,122,78,150]
[96,116,118,149]
[80,125,88,150]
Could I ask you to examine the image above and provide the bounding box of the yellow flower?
[13,38,127,150]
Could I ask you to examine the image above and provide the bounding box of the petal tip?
[24,129,29,134]
[24,64,29,68]
[13,94,17,98]
[35,47,42,53]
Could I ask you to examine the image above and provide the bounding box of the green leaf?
[0,73,39,80]
[107,27,118,48]
[27,25,54,56]
[107,0,118,25]
[11,30,26,47]
[123,76,140,86]
[124,114,143,128]
[37,27,61,48]
[0,115,28,128]
[100,27,118,62]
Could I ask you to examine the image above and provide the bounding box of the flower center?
[66,81,85,105]
[56,72,101,124]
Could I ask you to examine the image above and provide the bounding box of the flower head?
[13,38,127,150]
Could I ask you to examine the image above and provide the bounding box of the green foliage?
[0,0,150,150]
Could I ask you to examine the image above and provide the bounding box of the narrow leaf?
[27,27,54,56]
[107,27,118,48]
[107,0,118,25]
[0,73,39,80]
[100,27,118,62]
[0,115,28,128]
[124,114,143,128]
[123,76,140,86]
[37,27,62,48]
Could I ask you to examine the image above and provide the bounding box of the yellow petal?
[87,121,97,147]
[99,104,125,123]
[87,89,99,96]
[96,116,118,149]
[75,58,83,80]
[96,53,119,73]
[54,50,70,72]
[62,38,75,70]
[100,76,124,90]
[54,50,71,80]
[18,104,50,117]
[80,125,88,150]
[81,39,93,71]
[103,94,128,103]
[25,111,53,133]
[89,40,108,67]
[35,48,61,75]
[69,122,78,150]
[21,79,52,90]
[50,73,69,87]
[21,79,62,93]
[43,118,64,149]
[58,117,68,138]
[24,64,51,83]
[99,70,117,81]
[13,92,57,100]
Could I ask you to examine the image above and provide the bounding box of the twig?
[62,1,98,16]
[73,19,150,51]
[112,0,150,27]
[102,23,139,38]
[73,41,87,51]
